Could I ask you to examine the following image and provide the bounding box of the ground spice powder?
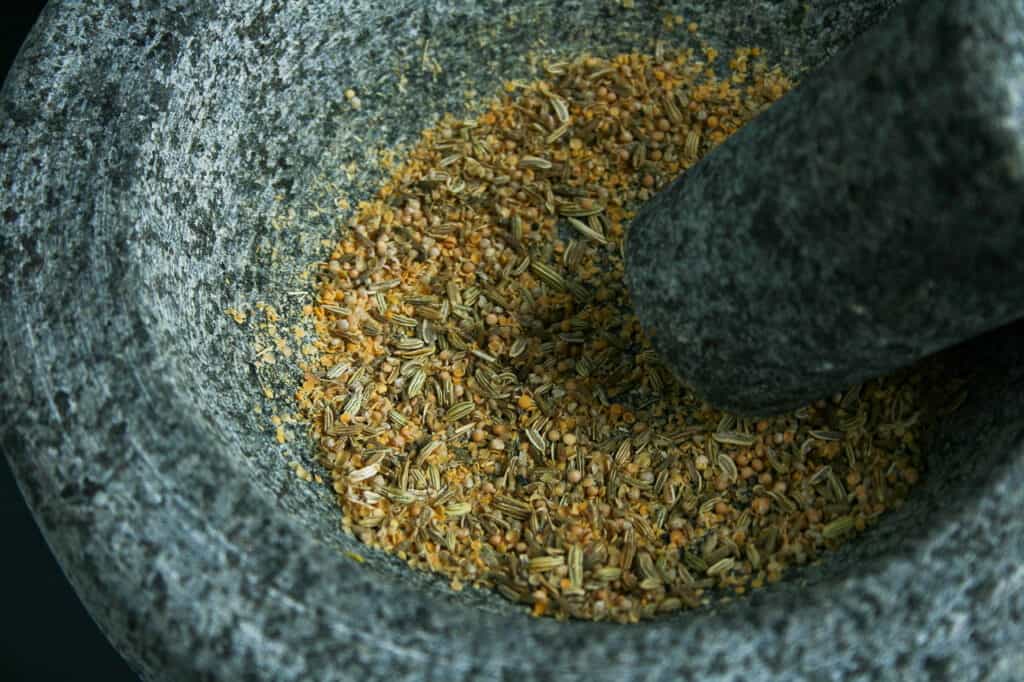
[292,48,932,622]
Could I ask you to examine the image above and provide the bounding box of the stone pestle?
[626,0,1024,415]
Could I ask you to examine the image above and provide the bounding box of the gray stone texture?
[627,0,1024,415]
[2,1,1022,681]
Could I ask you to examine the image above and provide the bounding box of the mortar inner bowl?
[118,0,1024,672]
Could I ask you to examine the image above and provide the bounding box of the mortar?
[1,1,1022,681]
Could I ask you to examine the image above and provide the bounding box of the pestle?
[625,0,1024,416]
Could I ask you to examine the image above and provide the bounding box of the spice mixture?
[293,48,928,622]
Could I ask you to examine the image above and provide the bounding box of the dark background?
[2,4,139,680]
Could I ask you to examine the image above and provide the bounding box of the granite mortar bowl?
[2,1,1023,680]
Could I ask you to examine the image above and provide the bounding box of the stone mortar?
[1,1,1022,680]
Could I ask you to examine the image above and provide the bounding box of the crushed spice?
[289,48,936,622]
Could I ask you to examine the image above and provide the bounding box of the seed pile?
[294,48,927,622]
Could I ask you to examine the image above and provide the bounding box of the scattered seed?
[712,431,757,447]
[685,129,701,158]
[822,515,855,540]
[529,555,566,572]
[395,337,426,351]
[566,216,608,245]
[530,261,567,291]
[407,368,427,399]
[445,401,476,422]
[349,462,379,482]
[557,201,605,218]
[471,349,498,364]
[445,502,473,517]
[519,155,553,170]
[325,363,349,380]
[418,439,443,461]
[706,557,735,576]
[369,278,402,292]
[390,313,418,328]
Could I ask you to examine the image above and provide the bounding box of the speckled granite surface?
[2,1,1022,680]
